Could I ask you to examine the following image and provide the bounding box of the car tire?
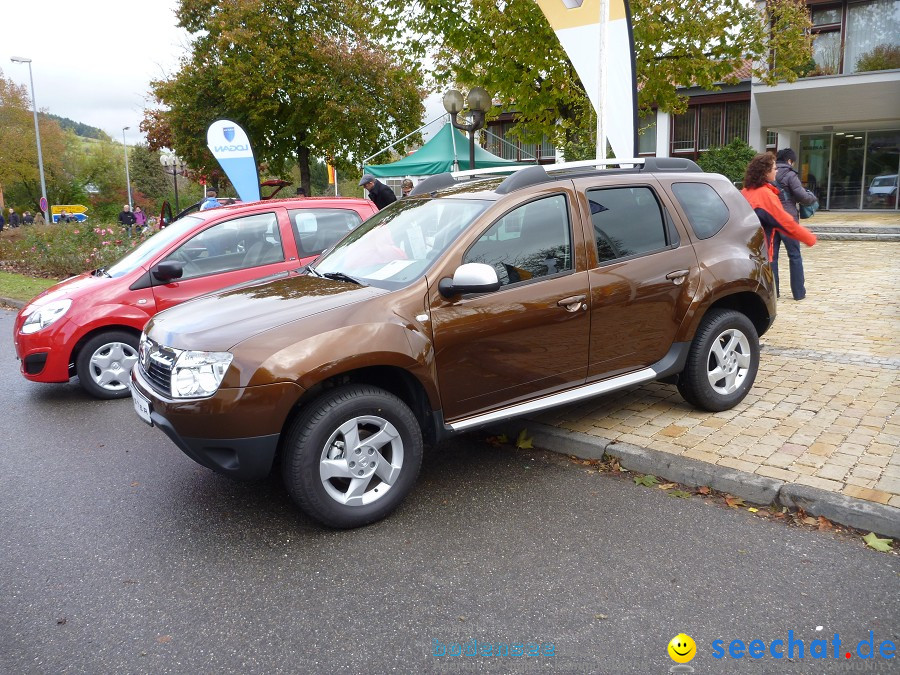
[282,385,423,529]
[76,330,140,400]
[677,309,759,412]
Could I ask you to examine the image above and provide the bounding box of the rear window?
[586,186,670,264]
[671,182,729,239]
[288,208,363,257]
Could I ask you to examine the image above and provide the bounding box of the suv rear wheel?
[282,385,423,528]
[677,309,759,412]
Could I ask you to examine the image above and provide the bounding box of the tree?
[697,138,757,184]
[378,0,813,149]
[128,144,171,207]
[143,0,425,196]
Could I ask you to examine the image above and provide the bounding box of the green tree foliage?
[697,138,757,184]
[41,113,109,140]
[378,0,812,147]
[143,0,424,195]
[128,144,171,206]
[855,44,900,72]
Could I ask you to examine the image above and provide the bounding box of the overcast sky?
[3,0,446,149]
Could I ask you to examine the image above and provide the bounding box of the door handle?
[557,295,586,312]
[666,270,689,285]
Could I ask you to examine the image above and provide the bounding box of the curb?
[0,297,25,309]
[486,421,900,539]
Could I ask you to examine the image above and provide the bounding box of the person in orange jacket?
[741,153,817,283]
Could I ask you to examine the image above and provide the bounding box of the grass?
[0,270,62,304]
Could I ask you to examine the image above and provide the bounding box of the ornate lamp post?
[442,87,491,170]
[10,56,49,224]
[159,154,185,213]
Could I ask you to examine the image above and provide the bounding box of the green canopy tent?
[363,123,531,177]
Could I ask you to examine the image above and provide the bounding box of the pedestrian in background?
[295,187,307,198]
[0,211,5,232]
[200,189,220,211]
[8,208,20,228]
[774,148,818,300]
[740,153,816,281]
[57,210,71,224]
[118,204,136,236]
[358,174,396,210]
[134,206,147,233]
[23,211,34,225]
[401,178,414,198]
[33,211,45,226]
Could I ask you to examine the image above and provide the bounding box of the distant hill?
[40,113,109,141]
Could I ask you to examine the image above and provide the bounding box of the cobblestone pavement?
[534,239,900,508]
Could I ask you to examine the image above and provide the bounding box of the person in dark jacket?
[8,208,20,228]
[774,148,818,300]
[118,204,137,236]
[359,174,397,210]
[0,211,5,232]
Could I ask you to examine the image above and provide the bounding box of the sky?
[2,0,446,149]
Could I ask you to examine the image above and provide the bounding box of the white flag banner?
[536,0,638,159]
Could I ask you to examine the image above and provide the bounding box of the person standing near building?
[741,153,817,278]
[118,204,136,236]
[358,174,397,210]
[774,148,818,300]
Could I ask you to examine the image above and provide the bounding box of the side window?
[464,195,572,287]
[671,182,729,239]
[587,186,669,264]
[288,208,363,257]
[163,212,282,280]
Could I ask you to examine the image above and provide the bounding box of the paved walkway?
[532,236,900,511]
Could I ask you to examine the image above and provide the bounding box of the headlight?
[170,350,233,398]
[21,299,72,334]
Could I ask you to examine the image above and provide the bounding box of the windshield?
[105,216,205,278]
[313,198,490,288]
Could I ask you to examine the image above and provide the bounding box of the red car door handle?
[557,295,587,312]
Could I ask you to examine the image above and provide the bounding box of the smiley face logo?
[667,633,696,663]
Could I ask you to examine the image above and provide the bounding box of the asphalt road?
[1,308,897,674]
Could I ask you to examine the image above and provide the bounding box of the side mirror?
[152,260,184,283]
[439,262,501,298]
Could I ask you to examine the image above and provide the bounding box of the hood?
[147,273,388,351]
[24,272,96,308]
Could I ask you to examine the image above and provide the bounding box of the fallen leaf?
[668,490,692,499]
[802,516,818,526]
[156,635,173,644]
[458,616,466,622]
[484,435,507,447]
[697,486,711,495]
[863,532,893,553]
[725,495,746,508]
[817,516,833,531]
[516,429,533,450]
[658,482,678,490]
[633,474,660,487]
[594,614,608,620]
[747,507,759,513]
[130,482,140,487]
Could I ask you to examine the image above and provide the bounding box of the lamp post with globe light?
[10,56,49,225]
[159,154,185,213]
[442,87,491,171]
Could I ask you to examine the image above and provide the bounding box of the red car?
[13,197,377,399]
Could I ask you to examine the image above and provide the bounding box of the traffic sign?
[51,204,88,215]
[39,197,48,212]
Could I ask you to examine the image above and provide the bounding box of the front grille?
[139,338,179,397]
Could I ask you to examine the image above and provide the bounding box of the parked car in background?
[158,179,293,228]
[131,158,777,529]
[14,197,376,399]
[865,174,898,208]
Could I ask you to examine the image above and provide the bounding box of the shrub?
[856,44,900,72]
[0,221,152,278]
[698,138,758,185]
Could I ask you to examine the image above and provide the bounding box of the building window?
[766,130,778,151]
[699,104,724,150]
[484,121,555,163]
[638,112,657,155]
[725,101,750,144]
[845,0,900,73]
[671,109,696,152]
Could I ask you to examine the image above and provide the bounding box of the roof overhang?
[752,69,900,133]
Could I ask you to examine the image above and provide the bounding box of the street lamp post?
[442,87,491,171]
[159,154,184,213]
[122,127,133,210]
[10,56,49,225]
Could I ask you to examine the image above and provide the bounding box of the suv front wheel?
[282,385,423,528]
[677,309,759,412]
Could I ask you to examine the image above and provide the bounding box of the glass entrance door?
[864,131,900,210]
[799,135,831,206]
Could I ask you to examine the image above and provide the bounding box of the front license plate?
[132,387,153,426]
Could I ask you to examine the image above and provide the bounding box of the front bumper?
[13,317,75,383]
[131,365,304,480]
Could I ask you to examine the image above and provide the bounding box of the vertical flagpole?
[334,167,339,196]
[597,0,609,160]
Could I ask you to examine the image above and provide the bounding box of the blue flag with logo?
[206,119,261,202]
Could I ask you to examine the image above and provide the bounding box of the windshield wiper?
[95,267,111,278]
[323,271,366,286]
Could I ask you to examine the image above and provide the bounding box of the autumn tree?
[143,0,424,195]
[378,0,812,157]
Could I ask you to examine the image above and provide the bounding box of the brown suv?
[131,158,776,528]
